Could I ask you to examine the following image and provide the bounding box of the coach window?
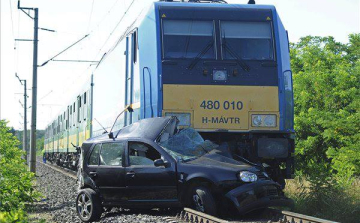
[88,144,101,166]
[69,105,72,128]
[162,20,215,59]
[73,102,76,126]
[83,92,87,120]
[100,142,125,166]
[79,96,82,123]
[58,117,60,133]
[220,21,274,60]
[132,30,138,64]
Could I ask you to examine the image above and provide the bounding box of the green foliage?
[286,177,360,223]
[0,209,27,223]
[288,34,360,222]
[14,130,45,151]
[36,137,45,156]
[291,34,360,179]
[0,120,41,222]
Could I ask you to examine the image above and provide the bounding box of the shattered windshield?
[159,128,218,162]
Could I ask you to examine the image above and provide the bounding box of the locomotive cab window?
[220,21,274,60]
[162,20,215,59]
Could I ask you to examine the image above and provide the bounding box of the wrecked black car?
[76,117,293,222]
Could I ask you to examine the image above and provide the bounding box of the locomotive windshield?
[162,20,274,61]
[162,20,215,59]
[221,21,274,60]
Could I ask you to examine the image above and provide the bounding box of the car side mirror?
[154,159,166,167]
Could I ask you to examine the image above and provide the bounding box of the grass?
[285,177,360,223]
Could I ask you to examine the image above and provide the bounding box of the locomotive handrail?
[143,67,154,118]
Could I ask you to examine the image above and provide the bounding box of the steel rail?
[173,207,339,223]
[37,161,77,180]
[175,208,229,223]
[269,208,339,223]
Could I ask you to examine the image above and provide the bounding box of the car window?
[100,142,125,166]
[88,144,101,165]
[129,142,161,166]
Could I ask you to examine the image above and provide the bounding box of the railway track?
[37,160,77,180]
[38,161,338,223]
[173,208,339,223]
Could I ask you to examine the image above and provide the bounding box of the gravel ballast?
[30,161,175,223]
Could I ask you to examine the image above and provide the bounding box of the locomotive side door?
[124,30,139,126]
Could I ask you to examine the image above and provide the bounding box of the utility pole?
[30,8,39,173]
[18,1,38,173]
[15,74,28,164]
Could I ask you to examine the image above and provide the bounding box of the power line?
[92,0,136,61]
[8,0,15,39]
[61,0,137,95]
[39,34,90,67]
[90,0,122,34]
[86,0,95,33]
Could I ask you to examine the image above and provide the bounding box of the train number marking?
[202,116,240,124]
[200,100,243,110]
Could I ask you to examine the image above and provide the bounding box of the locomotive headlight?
[165,112,191,126]
[239,171,258,182]
[213,70,227,81]
[252,115,262,126]
[264,115,276,127]
[252,115,277,127]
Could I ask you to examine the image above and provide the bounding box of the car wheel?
[190,186,217,216]
[76,188,102,222]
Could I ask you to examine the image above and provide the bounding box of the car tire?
[190,185,217,216]
[76,188,102,222]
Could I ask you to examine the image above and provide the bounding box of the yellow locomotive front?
[157,3,294,187]
[163,85,279,131]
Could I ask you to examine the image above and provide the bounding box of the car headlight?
[251,115,277,127]
[165,112,191,126]
[239,171,258,182]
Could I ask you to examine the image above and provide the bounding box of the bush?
[0,120,40,222]
[288,34,360,222]
[291,34,360,178]
[286,176,360,223]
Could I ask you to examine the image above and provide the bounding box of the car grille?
[267,188,279,196]
[256,172,268,180]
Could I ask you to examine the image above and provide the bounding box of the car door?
[86,141,127,203]
[124,141,178,203]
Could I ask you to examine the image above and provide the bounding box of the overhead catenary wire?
[39,34,90,67]
[92,0,136,63]
[47,0,140,122]
[9,0,17,74]
[86,0,95,33]
[8,0,15,40]
[61,0,139,95]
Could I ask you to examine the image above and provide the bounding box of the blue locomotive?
[44,0,294,187]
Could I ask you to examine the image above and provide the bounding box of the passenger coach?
[44,0,294,187]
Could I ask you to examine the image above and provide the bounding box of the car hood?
[186,149,259,172]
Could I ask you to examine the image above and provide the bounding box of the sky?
[0,0,359,130]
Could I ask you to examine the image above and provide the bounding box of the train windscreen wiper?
[222,33,250,71]
[222,42,250,71]
[187,41,214,70]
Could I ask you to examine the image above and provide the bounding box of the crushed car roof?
[85,116,176,143]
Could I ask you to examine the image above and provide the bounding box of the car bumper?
[225,180,294,214]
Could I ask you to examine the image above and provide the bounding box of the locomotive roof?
[155,1,276,10]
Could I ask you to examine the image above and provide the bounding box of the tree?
[0,120,40,222]
[291,34,360,179]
